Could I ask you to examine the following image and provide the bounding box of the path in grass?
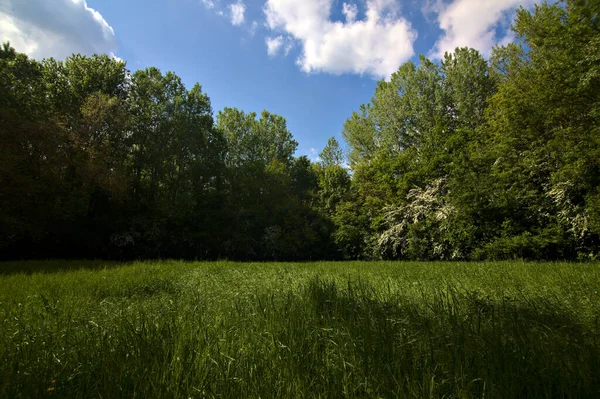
[1,261,599,398]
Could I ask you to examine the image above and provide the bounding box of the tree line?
[1,0,599,261]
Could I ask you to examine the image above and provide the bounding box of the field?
[1,261,599,398]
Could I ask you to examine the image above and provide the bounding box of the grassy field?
[1,261,599,398]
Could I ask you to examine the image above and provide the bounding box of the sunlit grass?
[1,261,599,397]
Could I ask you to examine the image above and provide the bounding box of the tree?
[340,50,493,259]
[217,108,312,259]
[121,67,225,257]
[475,0,600,259]
[319,137,344,167]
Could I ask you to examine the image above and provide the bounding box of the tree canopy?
[1,0,599,261]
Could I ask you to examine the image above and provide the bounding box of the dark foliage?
[1,0,599,260]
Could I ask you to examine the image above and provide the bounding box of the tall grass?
[1,261,599,397]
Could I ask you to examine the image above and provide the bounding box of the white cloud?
[110,53,124,63]
[430,0,536,58]
[283,39,293,55]
[229,0,246,26]
[0,0,118,60]
[308,148,321,163]
[266,35,284,56]
[422,0,444,16]
[201,0,216,9]
[265,35,293,57]
[342,3,358,23]
[249,20,259,35]
[263,0,416,78]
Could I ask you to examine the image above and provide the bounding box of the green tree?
[217,108,308,259]
[475,0,600,259]
[122,67,224,257]
[340,50,493,259]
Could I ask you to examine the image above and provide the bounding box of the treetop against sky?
[0,0,539,157]
[2,1,599,261]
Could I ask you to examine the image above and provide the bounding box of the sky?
[0,0,537,160]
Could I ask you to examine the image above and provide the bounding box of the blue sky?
[0,0,536,159]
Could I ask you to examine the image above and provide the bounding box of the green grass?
[1,261,599,398]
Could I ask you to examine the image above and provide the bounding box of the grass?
[1,260,599,398]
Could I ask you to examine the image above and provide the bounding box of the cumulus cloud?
[309,148,321,163]
[422,0,444,17]
[265,35,293,57]
[266,35,283,56]
[263,0,416,78]
[249,20,259,35]
[342,3,358,23]
[229,0,246,26]
[0,0,118,60]
[283,39,293,55]
[201,0,216,9]
[430,0,535,58]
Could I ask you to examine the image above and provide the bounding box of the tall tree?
[474,0,600,259]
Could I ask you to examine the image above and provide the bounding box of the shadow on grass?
[291,276,600,398]
[2,271,599,398]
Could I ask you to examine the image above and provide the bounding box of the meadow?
[1,260,599,398]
